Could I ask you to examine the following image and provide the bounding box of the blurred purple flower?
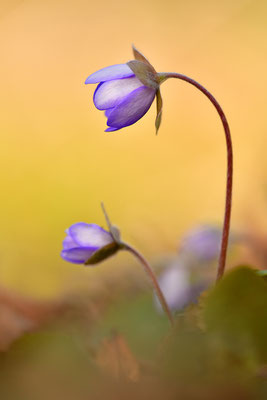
[61,223,119,265]
[85,46,163,132]
[154,225,231,314]
[155,263,190,312]
[155,262,208,313]
[179,225,223,263]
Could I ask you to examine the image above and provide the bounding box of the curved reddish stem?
[121,242,174,326]
[159,72,233,281]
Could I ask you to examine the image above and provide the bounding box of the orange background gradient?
[0,0,267,296]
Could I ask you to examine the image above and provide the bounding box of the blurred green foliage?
[204,266,267,364]
[1,266,267,399]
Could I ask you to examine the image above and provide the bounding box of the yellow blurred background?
[0,0,267,297]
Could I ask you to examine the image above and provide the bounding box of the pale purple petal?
[93,77,143,110]
[105,109,114,118]
[107,86,156,129]
[156,265,190,312]
[104,111,118,131]
[85,64,134,84]
[61,247,97,264]
[105,126,119,132]
[63,234,78,250]
[180,225,222,262]
[69,223,113,248]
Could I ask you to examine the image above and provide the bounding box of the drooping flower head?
[85,46,163,133]
[61,205,174,325]
[61,222,120,265]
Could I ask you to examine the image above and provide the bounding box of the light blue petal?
[85,64,134,84]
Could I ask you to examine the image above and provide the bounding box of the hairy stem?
[159,72,233,282]
[121,242,174,326]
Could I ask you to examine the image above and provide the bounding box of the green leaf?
[257,270,267,275]
[204,266,267,363]
[155,89,163,135]
[90,293,169,360]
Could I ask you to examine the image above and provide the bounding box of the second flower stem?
[121,242,174,327]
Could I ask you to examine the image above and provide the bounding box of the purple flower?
[85,46,163,133]
[155,263,190,312]
[179,225,223,263]
[61,223,119,265]
[155,262,208,313]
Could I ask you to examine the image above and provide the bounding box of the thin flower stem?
[121,241,174,326]
[159,72,233,282]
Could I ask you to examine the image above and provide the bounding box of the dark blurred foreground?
[0,263,267,400]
